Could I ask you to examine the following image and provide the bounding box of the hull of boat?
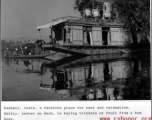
[43,44,150,55]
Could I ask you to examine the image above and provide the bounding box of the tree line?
[1,39,31,51]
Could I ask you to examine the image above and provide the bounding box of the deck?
[42,44,125,55]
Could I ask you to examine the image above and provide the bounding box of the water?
[2,53,151,101]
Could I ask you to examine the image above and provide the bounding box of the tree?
[1,39,8,49]
[73,0,103,17]
[113,0,150,44]
[122,75,150,100]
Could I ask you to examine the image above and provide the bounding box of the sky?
[1,0,80,41]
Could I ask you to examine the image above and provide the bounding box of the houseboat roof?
[51,16,123,27]
[37,16,80,30]
[66,19,123,27]
[52,16,80,26]
[37,16,123,30]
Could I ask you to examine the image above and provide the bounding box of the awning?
[52,19,68,26]
[37,23,52,30]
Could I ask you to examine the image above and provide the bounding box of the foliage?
[1,39,14,50]
[122,74,151,100]
[73,0,103,17]
[1,39,23,52]
[113,0,150,43]
[1,40,8,49]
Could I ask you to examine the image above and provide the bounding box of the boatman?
[49,35,56,46]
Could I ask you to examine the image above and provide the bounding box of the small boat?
[3,40,56,59]
[3,53,55,59]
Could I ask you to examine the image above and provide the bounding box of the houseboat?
[37,1,149,55]
[38,15,132,55]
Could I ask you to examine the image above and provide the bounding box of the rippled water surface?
[2,53,151,101]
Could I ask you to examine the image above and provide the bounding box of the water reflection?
[2,54,151,101]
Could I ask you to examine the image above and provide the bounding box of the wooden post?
[65,25,69,44]
[50,27,53,36]
[38,29,41,40]
[42,43,44,53]
[71,26,73,43]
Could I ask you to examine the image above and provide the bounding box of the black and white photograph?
[1,0,151,101]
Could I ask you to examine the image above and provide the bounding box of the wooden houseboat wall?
[109,28,132,46]
[52,19,132,47]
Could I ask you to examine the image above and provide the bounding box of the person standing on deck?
[49,35,56,46]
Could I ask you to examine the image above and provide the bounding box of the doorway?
[83,27,92,45]
[64,29,66,43]
[102,27,109,45]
